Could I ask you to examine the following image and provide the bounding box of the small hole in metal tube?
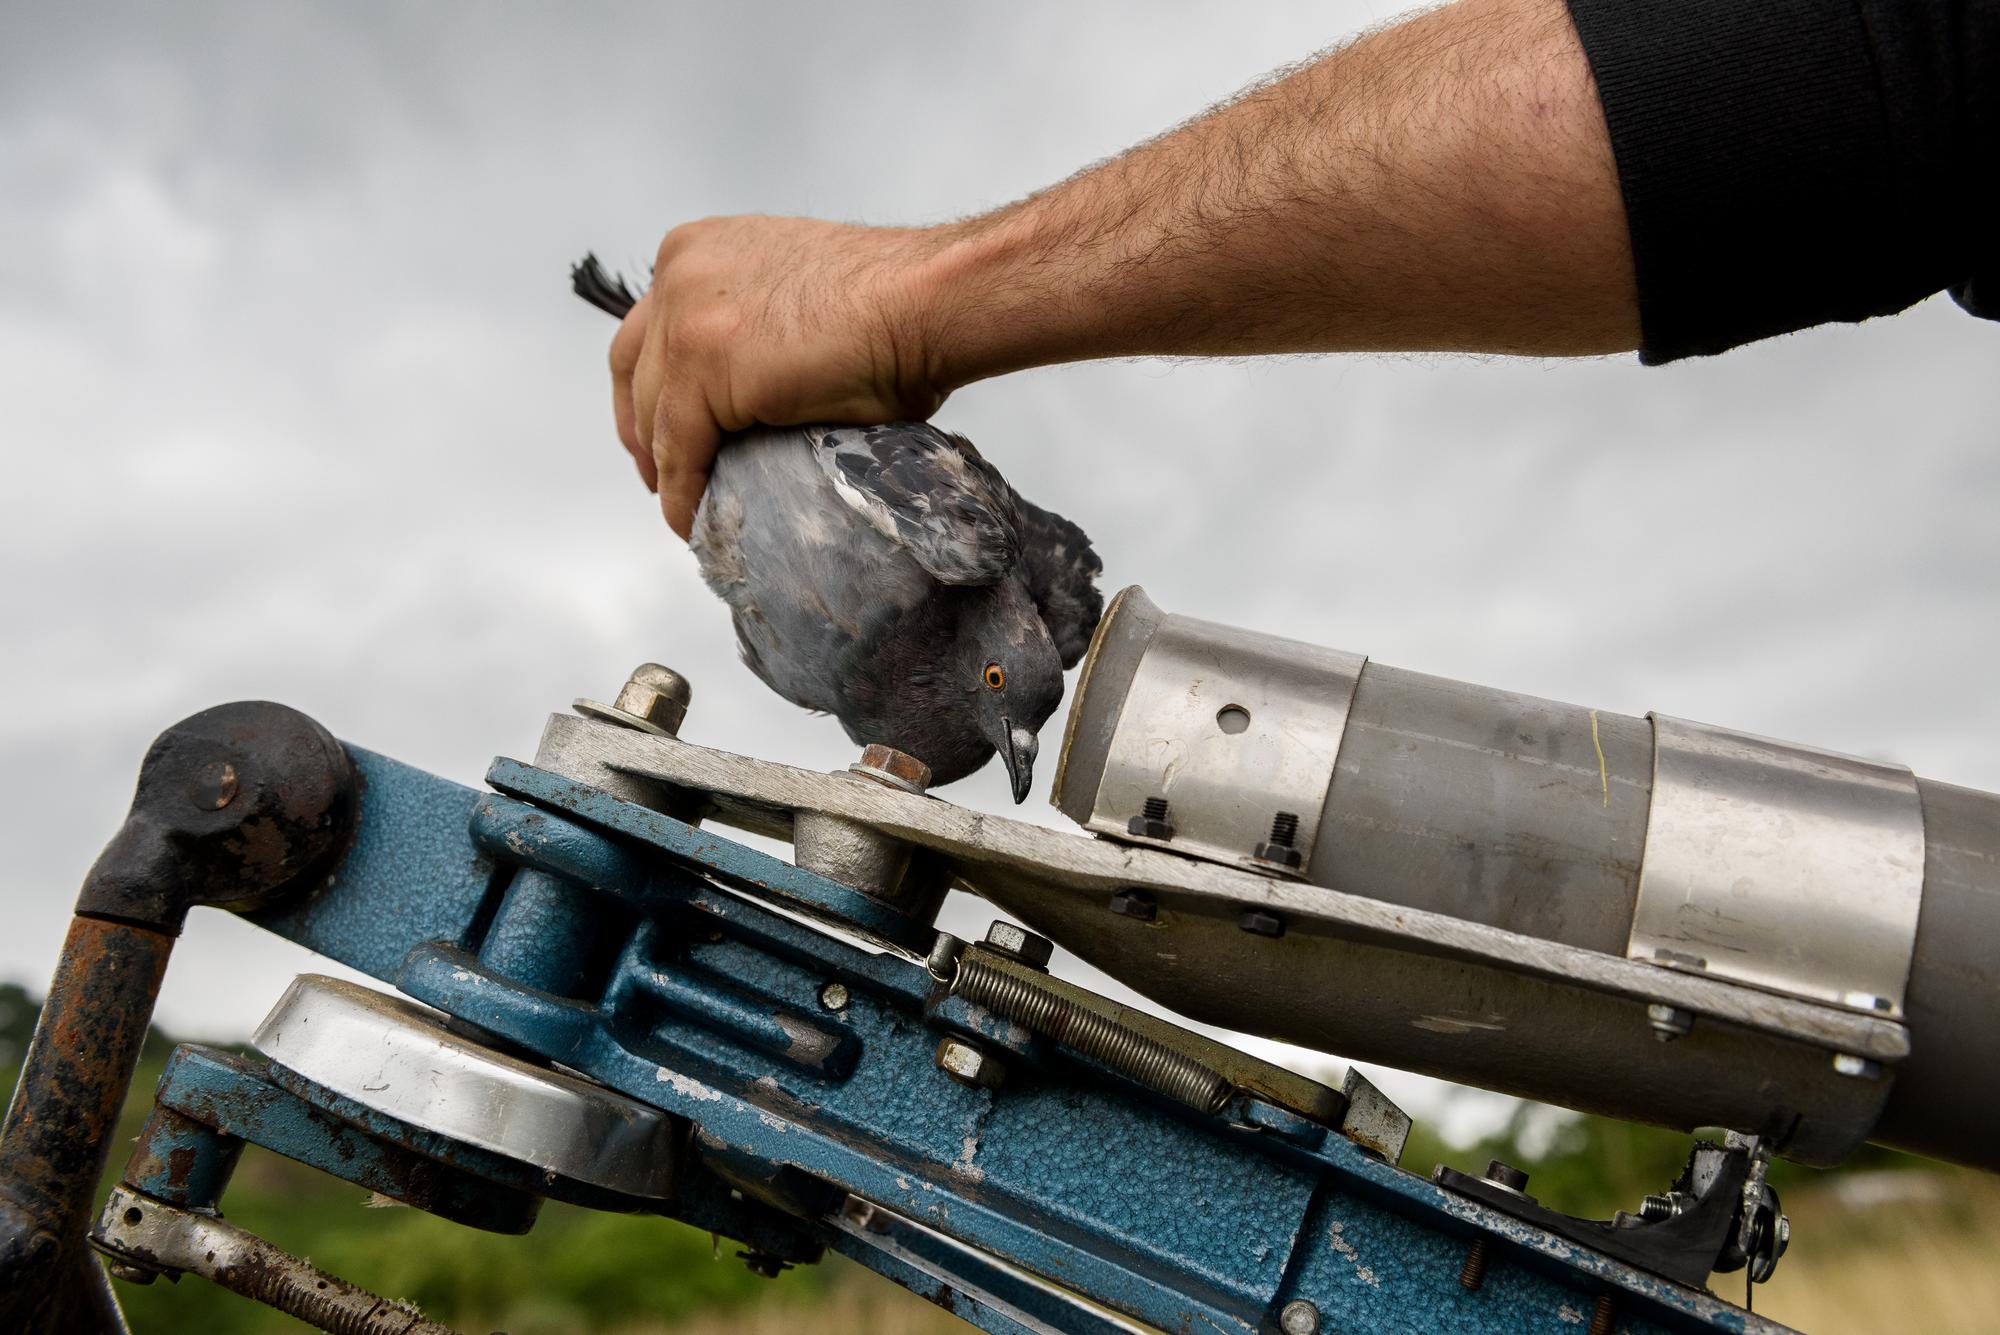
[1216,705,1250,734]
[123,1207,143,1227]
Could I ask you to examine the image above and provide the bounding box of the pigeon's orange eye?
[983,662,1006,690]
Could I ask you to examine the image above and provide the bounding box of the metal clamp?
[1058,586,1365,877]
[1629,715,1926,1016]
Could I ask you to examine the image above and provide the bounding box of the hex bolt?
[1253,811,1306,871]
[1588,1294,1617,1335]
[1278,1298,1321,1335]
[1128,795,1175,840]
[984,920,1054,970]
[1647,1003,1694,1042]
[819,982,850,1012]
[1239,907,1285,939]
[1108,888,1158,922]
[936,1036,1005,1090]
[1832,1052,1883,1079]
[849,743,931,794]
[1638,1193,1682,1222]
[585,662,692,736]
[1460,1162,1530,1292]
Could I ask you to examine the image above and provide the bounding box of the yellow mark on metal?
[1589,709,1609,808]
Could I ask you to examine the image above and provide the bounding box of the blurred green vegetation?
[3,980,1993,1334]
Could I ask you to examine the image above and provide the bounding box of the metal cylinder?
[1052,587,1999,1170]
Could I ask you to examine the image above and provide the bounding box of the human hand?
[608,216,953,538]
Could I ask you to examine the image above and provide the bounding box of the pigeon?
[573,254,1104,802]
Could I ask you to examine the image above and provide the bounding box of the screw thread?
[953,955,1230,1114]
[1588,1295,1617,1335]
[1142,796,1170,822]
[1268,812,1300,847]
[1458,1238,1490,1291]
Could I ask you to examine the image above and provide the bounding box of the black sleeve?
[1563,0,1998,363]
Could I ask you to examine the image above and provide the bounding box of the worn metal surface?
[523,715,1905,1165]
[130,1044,545,1231]
[1059,587,1366,878]
[230,751,1787,1333]
[254,975,682,1199]
[94,1183,459,1335]
[0,917,173,1335]
[1874,778,2000,1167]
[78,701,357,931]
[1631,715,1926,1016]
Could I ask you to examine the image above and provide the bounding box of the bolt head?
[1484,1160,1530,1192]
[1108,889,1158,922]
[612,663,692,735]
[1647,1003,1694,1041]
[1278,1299,1321,1335]
[984,920,1054,969]
[850,744,931,793]
[1253,841,1306,871]
[1832,1053,1883,1079]
[819,982,850,1012]
[1239,908,1285,939]
[936,1037,1005,1090]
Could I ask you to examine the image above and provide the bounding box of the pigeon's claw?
[1001,722,1038,804]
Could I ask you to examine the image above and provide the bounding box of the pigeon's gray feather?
[692,429,933,714]
[1010,496,1103,669]
[808,423,1020,586]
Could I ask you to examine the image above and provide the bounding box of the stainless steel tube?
[1053,587,1999,1169]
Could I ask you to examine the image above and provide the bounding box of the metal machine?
[2,585,1991,1334]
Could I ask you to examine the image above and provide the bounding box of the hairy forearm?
[914,0,1638,386]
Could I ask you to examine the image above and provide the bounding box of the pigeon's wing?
[1010,495,1103,669]
[808,423,1020,586]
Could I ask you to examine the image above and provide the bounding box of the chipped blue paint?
[224,748,1792,1335]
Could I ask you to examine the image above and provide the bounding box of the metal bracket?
[1630,715,1926,1015]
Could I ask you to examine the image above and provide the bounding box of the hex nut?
[984,920,1054,969]
[936,1037,1005,1090]
[1108,889,1158,922]
[1647,1003,1694,1042]
[1239,908,1285,939]
[850,744,932,793]
[612,663,692,735]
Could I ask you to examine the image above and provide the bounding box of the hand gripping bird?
[573,255,1104,802]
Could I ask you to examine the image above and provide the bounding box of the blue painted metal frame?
[227,744,1778,1335]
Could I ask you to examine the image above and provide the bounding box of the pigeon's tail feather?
[571,252,641,320]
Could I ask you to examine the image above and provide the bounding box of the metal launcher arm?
[13,573,1990,1332]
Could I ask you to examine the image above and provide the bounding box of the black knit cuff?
[1566,0,1930,363]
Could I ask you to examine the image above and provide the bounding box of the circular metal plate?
[253,974,681,1199]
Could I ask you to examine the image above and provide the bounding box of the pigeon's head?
[959,584,1065,804]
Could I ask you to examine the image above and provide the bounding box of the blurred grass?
[3,981,1995,1334]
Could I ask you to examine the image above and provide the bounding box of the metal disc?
[253,974,681,1199]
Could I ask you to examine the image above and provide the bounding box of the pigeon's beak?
[1000,722,1038,805]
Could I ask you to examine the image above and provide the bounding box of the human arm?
[611,0,1634,536]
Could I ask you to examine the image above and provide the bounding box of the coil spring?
[952,954,1233,1115]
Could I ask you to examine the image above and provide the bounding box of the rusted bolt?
[984,920,1053,970]
[819,982,850,1012]
[187,759,238,811]
[936,1037,1005,1090]
[850,744,931,794]
[1588,1294,1617,1335]
[1460,1162,1530,1292]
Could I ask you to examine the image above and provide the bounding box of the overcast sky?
[3,1,1996,1142]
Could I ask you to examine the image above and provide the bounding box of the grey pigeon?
[573,256,1103,801]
